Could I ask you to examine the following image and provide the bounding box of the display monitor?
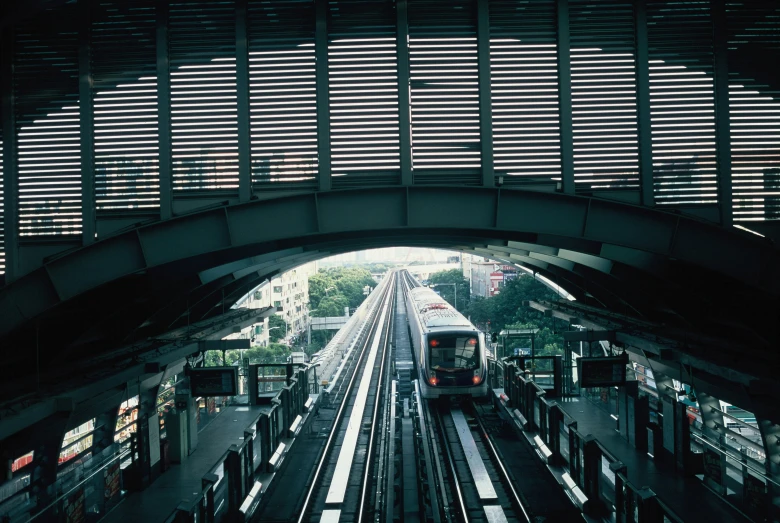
[190,367,239,396]
[578,355,628,388]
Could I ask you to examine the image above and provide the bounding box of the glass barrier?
[205,455,230,523]
[23,445,127,523]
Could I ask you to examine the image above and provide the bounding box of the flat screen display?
[190,367,238,396]
[578,356,628,388]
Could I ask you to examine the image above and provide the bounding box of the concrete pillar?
[673,400,692,476]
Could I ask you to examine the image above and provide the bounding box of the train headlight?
[472,375,482,385]
[428,374,439,386]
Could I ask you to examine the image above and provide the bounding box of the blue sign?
[513,347,530,356]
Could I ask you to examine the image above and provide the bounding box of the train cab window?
[429,335,479,371]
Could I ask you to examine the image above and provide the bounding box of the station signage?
[577,354,628,387]
[189,367,239,397]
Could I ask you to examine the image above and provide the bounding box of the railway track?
[297,272,396,523]
[257,268,580,522]
[413,383,531,523]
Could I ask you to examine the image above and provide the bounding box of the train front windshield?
[428,334,479,372]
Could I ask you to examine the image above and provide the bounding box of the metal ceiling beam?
[0,186,777,343]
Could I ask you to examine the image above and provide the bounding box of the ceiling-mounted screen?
[190,367,238,397]
[578,355,628,388]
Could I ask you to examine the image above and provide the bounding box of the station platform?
[557,397,750,523]
[496,387,752,523]
[102,405,266,523]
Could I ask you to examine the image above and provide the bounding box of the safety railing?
[496,360,686,523]
[164,362,318,523]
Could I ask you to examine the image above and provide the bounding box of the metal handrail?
[690,431,778,488]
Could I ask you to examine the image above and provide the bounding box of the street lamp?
[430,282,458,310]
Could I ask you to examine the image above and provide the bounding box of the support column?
[712,0,733,226]
[156,2,172,220]
[556,0,574,194]
[236,0,251,202]
[1,29,18,281]
[635,0,654,206]
[476,0,494,188]
[79,3,95,245]
[315,0,331,191]
[397,0,412,185]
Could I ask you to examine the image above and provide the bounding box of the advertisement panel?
[63,487,85,523]
[702,447,723,486]
[104,461,121,502]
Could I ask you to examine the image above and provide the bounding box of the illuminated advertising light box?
[190,367,239,397]
[578,355,628,388]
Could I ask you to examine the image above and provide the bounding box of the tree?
[428,269,470,312]
[308,272,336,310]
[464,274,565,354]
[313,294,349,317]
[268,315,287,342]
[308,266,376,314]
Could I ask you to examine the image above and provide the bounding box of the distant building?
[226,260,318,347]
[463,253,519,298]
[271,261,318,338]
[226,283,272,347]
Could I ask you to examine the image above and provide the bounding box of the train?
[402,271,489,399]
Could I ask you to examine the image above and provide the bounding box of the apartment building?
[271,261,318,339]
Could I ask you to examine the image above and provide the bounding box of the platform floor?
[557,397,750,523]
[103,405,266,523]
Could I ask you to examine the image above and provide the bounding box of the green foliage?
[314,294,350,317]
[427,269,470,312]
[464,275,566,356]
[309,266,376,315]
[267,315,287,342]
[203,342,293,368]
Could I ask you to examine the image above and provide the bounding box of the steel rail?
[357,281,394,522]
[433,405,469,523]
[470,402,532,523]
[295,274,395,523]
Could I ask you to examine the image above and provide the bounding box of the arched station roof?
[0,0,779,404]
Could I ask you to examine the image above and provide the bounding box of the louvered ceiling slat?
[726,0,780,221]
[92,0,159,213]
[409,0,481,186]
[170,0,239,192]
[248,0,318,190]
[570,0,639,193]
[14,7,81,237]
[648,0,718,206]
[489,0,561,188]
[329,0,400,188]
[3,0,780,244]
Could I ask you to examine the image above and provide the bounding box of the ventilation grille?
[92,1,159,212]
[726,0,780,221]
[169,0,238,192]
[409,0,481,185]
[569,0,639,192]
[14,17,82,237]
[329,0,400,189]
[248,0,318,191]
[647,1,717,205]
[489,0,561,188]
